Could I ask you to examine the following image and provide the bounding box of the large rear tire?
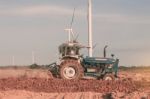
[59,59,84,80]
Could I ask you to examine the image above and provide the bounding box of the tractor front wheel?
[59,59,83,80]
[103,74,115,81]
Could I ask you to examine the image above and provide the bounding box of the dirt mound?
[0,77,137,93]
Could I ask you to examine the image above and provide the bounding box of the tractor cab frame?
[59,41,85,59]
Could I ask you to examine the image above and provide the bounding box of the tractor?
[49,40,119,80]
[48,0,119,80]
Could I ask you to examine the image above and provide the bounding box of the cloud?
[0,5,85,17]
[1,4,149,25]
[94,13,150,24]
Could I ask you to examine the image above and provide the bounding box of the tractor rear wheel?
[59,59,84,80]
[103,74,115,81]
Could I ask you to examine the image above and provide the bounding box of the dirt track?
[0,90,149,99]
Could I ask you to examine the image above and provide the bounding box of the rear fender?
[48,62,59,75]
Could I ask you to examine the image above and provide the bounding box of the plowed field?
[0,67,149,99]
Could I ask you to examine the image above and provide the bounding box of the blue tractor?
[49,40,119,80]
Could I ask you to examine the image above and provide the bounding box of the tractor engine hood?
[83,57,116,64]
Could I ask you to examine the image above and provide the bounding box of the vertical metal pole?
[88,0,93,57]
[32,51,35,64]
[12,56,15,66]
[65,29,71,42]
[69,29,71,42]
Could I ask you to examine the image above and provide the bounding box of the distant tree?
[29,63,39,69]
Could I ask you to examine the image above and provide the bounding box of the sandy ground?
[0,68,50,79]
[119,69,150,82]
[0,67,149,99]
[0,90,149,99]
[0,91,104,99]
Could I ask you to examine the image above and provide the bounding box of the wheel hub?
[104,76,113,81]
[63,67,76,79]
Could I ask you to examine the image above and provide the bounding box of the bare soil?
[0,67,149,99]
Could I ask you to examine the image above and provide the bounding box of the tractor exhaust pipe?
[104,45,108,58]
[88,0,93,57]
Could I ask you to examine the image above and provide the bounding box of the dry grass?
[119,66,150,72]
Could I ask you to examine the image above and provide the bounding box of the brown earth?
[0,67,149,99]
[0,77,136,93]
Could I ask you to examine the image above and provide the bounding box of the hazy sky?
[0,0,150,66]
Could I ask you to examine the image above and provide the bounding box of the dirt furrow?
[0,77,137,93]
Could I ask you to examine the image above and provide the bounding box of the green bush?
[29,63,39,69]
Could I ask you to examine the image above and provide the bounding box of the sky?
[0,0,150,66]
